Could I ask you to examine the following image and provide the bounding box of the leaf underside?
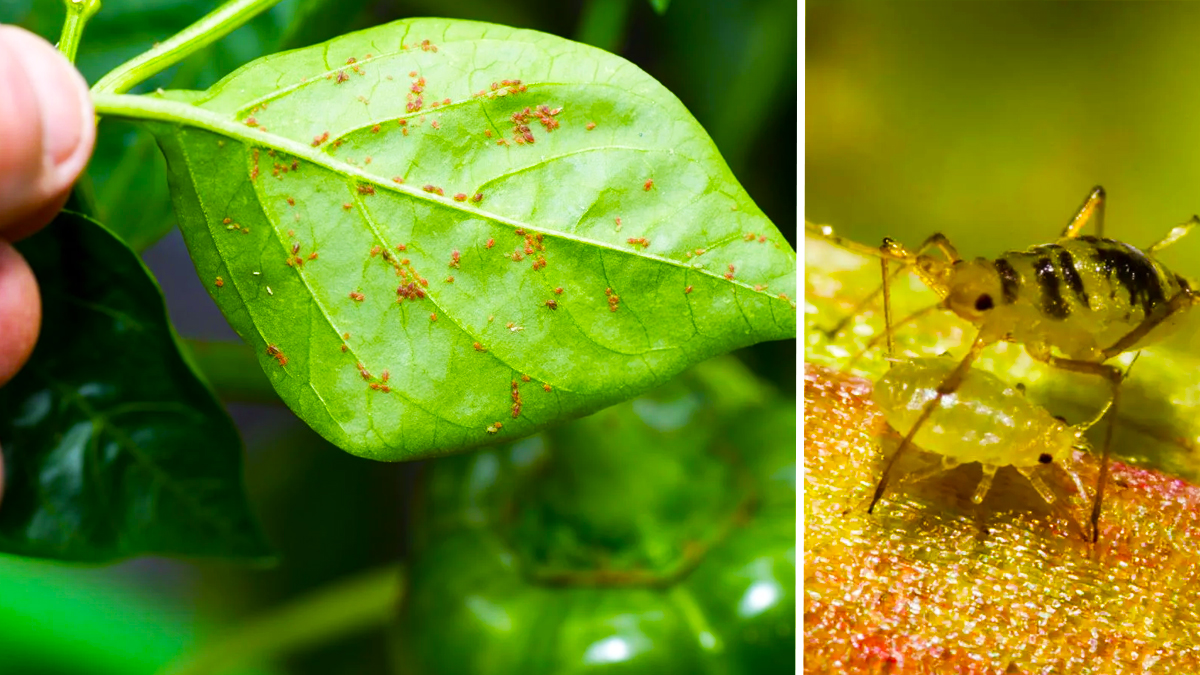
[138,18,796,460]
[0,212,269,562]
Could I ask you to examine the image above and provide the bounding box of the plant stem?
[161,565,405,675]
[57,0,101,64]
[182,339,280,404]
[91,0,284,95]
[575,0,632,53]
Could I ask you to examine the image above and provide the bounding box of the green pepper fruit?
[392,357,796,673]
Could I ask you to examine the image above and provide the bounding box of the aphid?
[685,285,694,294]
[644,179,654,191]
[215,276,224,287]
[871,355,1115,525]
[543,384,552,392]
[815,186,1199,541]
[586,121,597,130]
[545,299,558,310]
[474,342,486,352]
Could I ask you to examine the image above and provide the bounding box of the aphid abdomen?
[988,238,1185,359]
[874,358,1072,468]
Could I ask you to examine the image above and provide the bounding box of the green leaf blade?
[123,18,795,460]
[0,212,270,562]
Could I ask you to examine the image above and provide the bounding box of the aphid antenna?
[805,221,912,265]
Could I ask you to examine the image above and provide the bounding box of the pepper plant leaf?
[0,211,270,562]
[100,18,796,460]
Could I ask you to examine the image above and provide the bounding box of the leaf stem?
[161,565,405,675]
[91,0,284,95]
[57,0,101,64]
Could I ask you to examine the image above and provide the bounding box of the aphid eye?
[1038,453,1053,464]
[974,294,994,311]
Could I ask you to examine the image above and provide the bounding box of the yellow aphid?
[873,357,1101,508]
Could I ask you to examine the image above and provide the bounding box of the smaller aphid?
[872,356,1117,513]
[474,342,486,352]
[644,179,654,191]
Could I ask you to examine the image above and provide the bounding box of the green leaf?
[0,211,271,562]
[107,18,796,461]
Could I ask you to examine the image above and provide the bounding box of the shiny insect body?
[873,356,1105,511]
[810,186,1200,540]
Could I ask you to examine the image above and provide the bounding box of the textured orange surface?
[804,363,1200,674]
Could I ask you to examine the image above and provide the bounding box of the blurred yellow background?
[807,0,1200,275]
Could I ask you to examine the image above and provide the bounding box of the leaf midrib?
[93,94,772,295]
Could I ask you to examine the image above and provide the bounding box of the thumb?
[0,24,95,239]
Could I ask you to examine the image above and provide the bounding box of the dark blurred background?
[0,1,796,673]
[808,0,1200,275]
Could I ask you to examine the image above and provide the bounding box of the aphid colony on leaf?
[813,186,1200,542]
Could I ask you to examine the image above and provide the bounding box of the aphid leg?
[845,303,942,370]
[972,464,1000,504]
[821,259,908,341]
[1146,215,1199,254]
[1035,356,1125,543]
[1015,466,1057,505]
[1101,288,1200,359]
[1060,185,1106,238]
[881,253,896,361]
[867,333,991,513]
[816,229,958,343]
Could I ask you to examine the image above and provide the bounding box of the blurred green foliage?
[0,1,795,674]
[807,0,1200,277]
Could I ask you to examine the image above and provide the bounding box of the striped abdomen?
[948,236,1187,358]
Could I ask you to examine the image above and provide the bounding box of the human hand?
[0,25,96,506]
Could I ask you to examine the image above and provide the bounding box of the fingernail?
[1,26,92,171]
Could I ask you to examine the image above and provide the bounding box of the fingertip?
[0,239,41,387]
[0,26,94,239]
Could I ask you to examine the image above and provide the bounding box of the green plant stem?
[57,0,101,64]
[182,339,280,404]
[91,0,284,95]
[161,565,405,675]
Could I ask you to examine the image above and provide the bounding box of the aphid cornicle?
[812,186,1200,541]
[873,356,1109,520]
